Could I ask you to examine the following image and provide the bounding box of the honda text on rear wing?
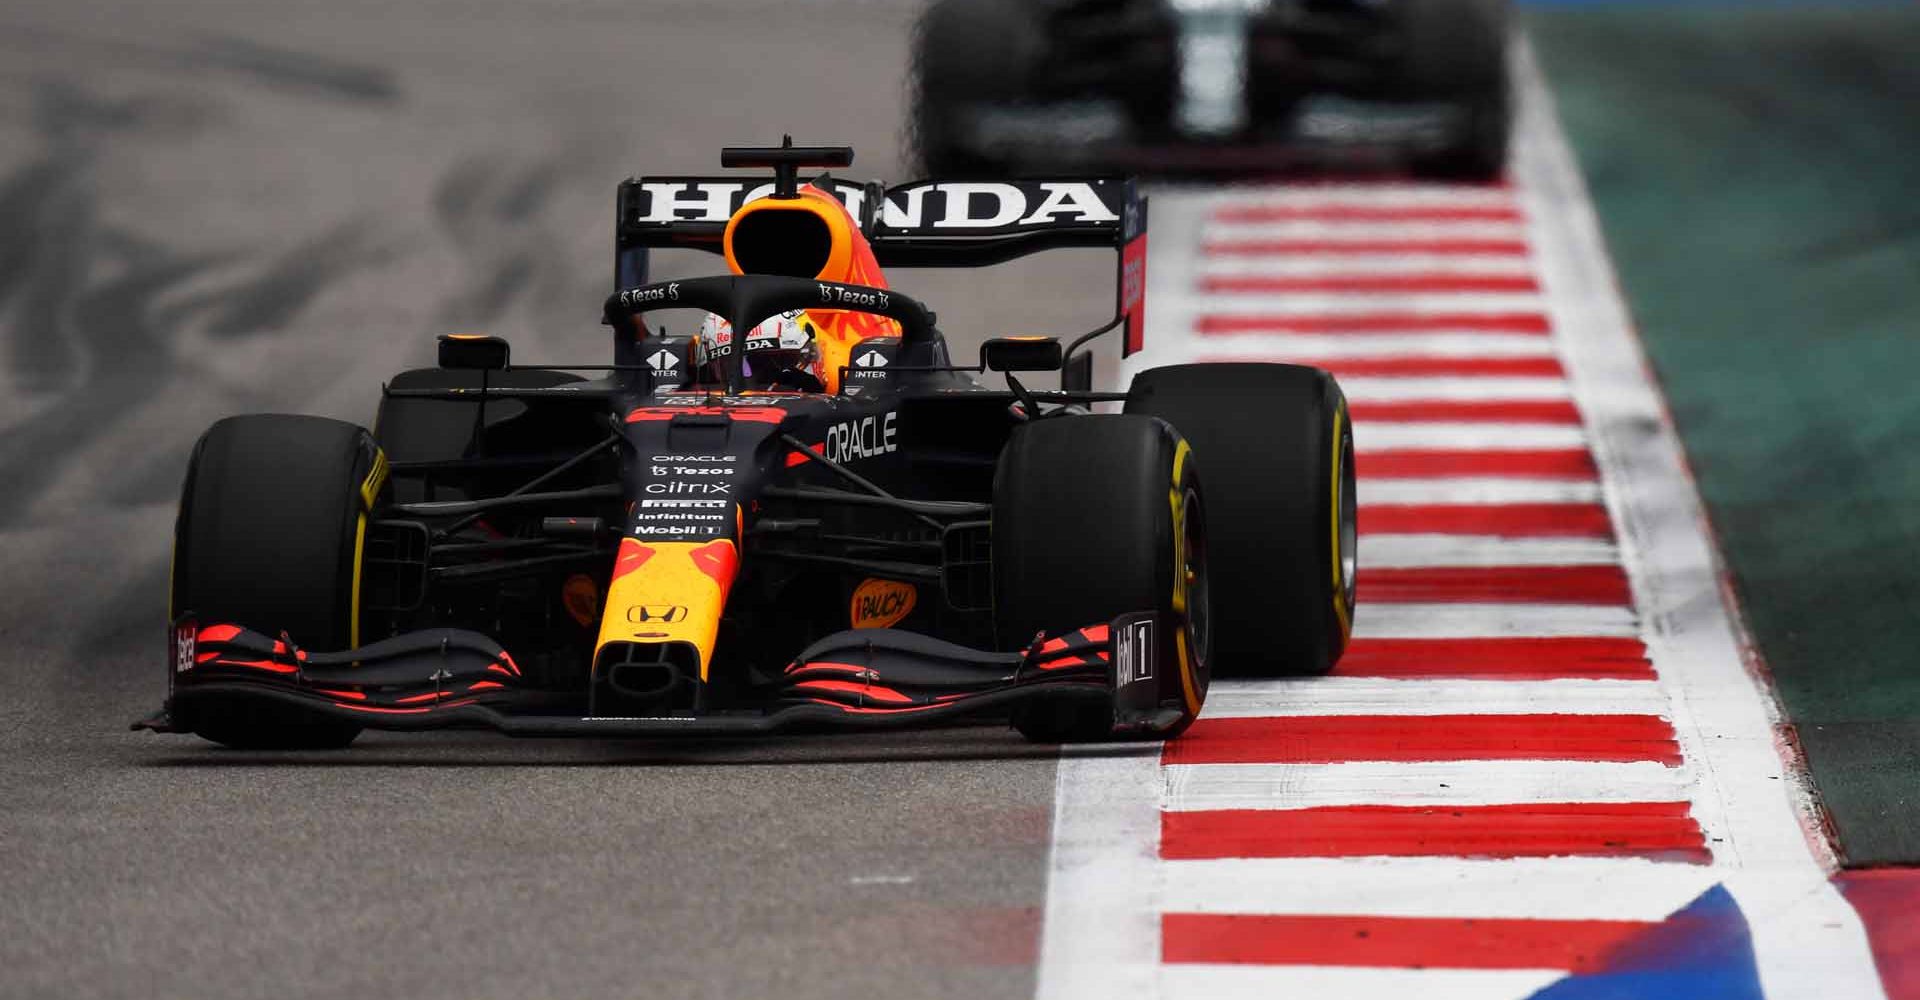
[613,142,1149,386]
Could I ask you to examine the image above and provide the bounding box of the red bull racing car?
[912,0,1511,180]
[137,142,1356,750]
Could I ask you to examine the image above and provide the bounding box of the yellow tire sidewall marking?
[1169,438,1202,715]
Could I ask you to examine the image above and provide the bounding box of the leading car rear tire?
[171,414,383,749]
[909,0,1042,177]
[993,414,1210,742]
[1398,0,1512,180]
[1126,364,1355,677]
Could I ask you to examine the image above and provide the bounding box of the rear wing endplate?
[615,176,1149,360]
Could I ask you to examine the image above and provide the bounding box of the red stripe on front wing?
[1164,714,1682,766]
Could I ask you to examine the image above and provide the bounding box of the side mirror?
[438,334,510,371]
[981,337,1063,373]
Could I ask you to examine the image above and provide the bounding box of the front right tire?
[992,414,1211,742]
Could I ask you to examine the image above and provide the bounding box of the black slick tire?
[1397,0,1512,181]
[1126,363,1355,677]
[909,0,1042,177]
[993,414,1210,742]
[171,414,384,749]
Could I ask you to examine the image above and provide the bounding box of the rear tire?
[1397,0,1512,181]
[993,415,1210,742]
[171,415,383,749]
[909,0,1042,176]
[1126,364,1355,677]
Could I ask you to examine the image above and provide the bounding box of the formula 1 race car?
[137,142,1356,750]
[911,0,1511,180]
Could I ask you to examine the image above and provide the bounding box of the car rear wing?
[614,176,1150,365]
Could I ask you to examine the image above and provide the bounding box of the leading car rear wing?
[614,176,1150,365]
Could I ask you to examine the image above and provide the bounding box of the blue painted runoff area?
[1526,886,1765,1000]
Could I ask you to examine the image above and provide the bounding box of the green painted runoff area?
[1528,4,1920,865]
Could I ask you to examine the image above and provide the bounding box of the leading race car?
[137,142,1356,750]
[911,0,1511,180]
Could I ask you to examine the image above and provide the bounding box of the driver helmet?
[695,310,824,391]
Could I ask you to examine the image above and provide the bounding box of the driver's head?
[694,310,825,392]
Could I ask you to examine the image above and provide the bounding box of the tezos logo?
[819,284,888,310]
[622,282,680,307]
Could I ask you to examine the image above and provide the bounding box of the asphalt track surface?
[0,3,1121,998]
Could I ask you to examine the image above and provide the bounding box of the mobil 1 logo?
[632,524,725,537]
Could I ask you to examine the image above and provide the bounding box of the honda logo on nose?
[626,604,689,624]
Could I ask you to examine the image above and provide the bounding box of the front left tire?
[170,414,383,749]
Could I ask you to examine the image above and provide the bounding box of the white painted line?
[1360,478,1606,506]
[1033,749,1165,999]
[1161,965,1562,1000]
[1201,254,1537,277]
[1514,40,1887,1000]
[848,874,915,886]
[1355,422,1588,451]
[1160,856,1719,921]
[1360,535,1620,568]
[1199,677,1666,719]
[1338,377,1572,402]
[1353,603,1638,639]
[1179,332,1559,359]
[1163,758,1687,812]
[1167,291,1545,315]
